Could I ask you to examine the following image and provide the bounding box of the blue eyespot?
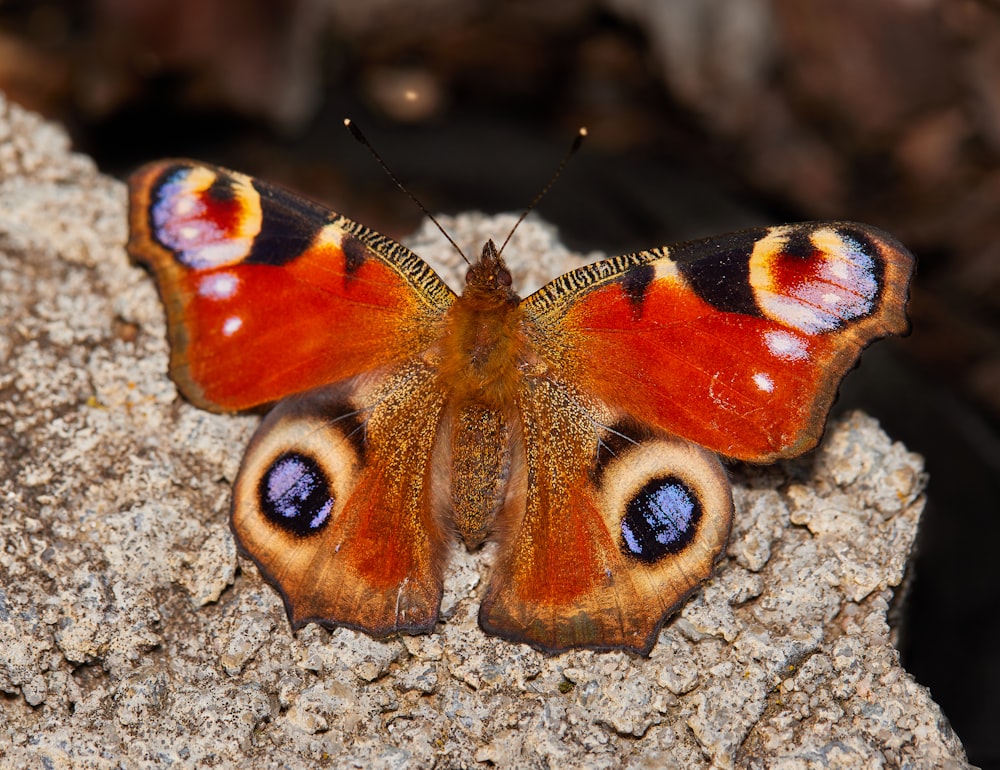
[620,476,700,563]
[259,452,333,536]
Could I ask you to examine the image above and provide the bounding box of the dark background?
[1,2,996,766]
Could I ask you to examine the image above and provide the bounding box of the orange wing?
[522,223,914,461]
[127,160,454,411]
[230,362,451,636]
[476,223,913,653]
[479,377,733,654]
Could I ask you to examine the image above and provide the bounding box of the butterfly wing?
[127,160,455,411]
[230,361,451,635]
[479,377,733,654]
[522,222,914,461]
[129,160,458,635]
[477,222,914,653]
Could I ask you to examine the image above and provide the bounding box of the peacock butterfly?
[126,155,914,655]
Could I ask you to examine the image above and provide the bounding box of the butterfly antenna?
[497,126,588,257]
[344,119,471,265]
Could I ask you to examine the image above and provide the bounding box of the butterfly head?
[464,239,518,304]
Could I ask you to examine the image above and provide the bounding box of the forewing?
[522,222,914,461]
[127,160,455,411]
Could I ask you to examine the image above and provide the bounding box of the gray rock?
[0,94,971,769]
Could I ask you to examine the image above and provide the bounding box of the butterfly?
[126,157,914,655]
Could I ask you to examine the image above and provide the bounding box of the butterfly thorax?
[438,241,528,409]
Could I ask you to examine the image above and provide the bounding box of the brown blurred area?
[1,1,996,765]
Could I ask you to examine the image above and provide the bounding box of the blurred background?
[0,0,996,764]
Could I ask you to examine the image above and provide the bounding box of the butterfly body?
[438,242,523,406]
[128,159,914,654]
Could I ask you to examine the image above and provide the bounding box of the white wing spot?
[222,316,243,336]
[761,296,828,334]
[317,223,345,249]
[190,241,250,269]
[198,272,239,299]
[827,255,851,279]
[753,372,775,393]
[174,197,196,217]
[763,329,808,361]
[653,259,680,282]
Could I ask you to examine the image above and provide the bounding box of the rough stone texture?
[0,96,971,768]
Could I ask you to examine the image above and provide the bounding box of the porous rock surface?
[0,95,971,769]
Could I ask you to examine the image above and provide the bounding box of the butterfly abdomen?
[444,401,517,548]
[432,246,535,548]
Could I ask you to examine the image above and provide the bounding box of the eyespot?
[620,476,700,564]
[150,165,261,269]
[595,432,732,579]
[258,451,333,536]
[749,226,879,333]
